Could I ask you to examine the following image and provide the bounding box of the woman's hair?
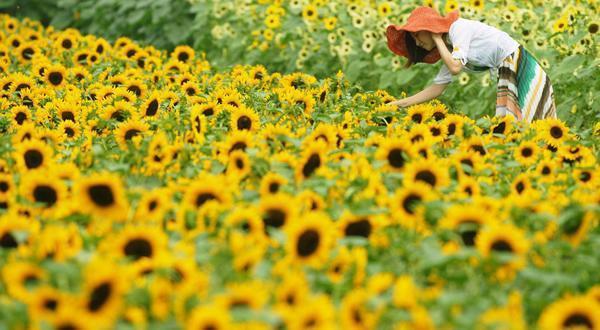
[403,32,429,68]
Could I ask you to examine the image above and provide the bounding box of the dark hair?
[404,32,428,68]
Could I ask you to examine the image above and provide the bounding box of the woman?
[386,6,557,123]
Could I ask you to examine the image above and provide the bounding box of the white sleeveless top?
[433,18,520,84]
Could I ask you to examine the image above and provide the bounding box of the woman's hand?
[386,99,410,108]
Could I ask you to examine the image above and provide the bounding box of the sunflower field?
[0,4,599,330]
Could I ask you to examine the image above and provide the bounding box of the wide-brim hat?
[386,6,459,64]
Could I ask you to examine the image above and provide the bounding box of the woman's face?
[411,31,435,51]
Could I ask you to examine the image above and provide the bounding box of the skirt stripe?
[496,45,557,123]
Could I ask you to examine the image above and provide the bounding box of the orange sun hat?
[386,6,460,64]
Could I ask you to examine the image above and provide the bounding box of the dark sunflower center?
[57,324,78,330]
[0,181,9,192]
[459,222,479,246]
[268,182,280,193]
[61,112,75,121]
[541,166,551,175]
[471,145,486,156]
[387,148,405,168]
[124,238,153,260]
[550,126,563,139]
[62,39,73,49]
[195,193,217,207]
[415,170,437,187]
[24,149,43,169]
[124,129,141,140]
[48,72,63,85]
[563,313,593,329]
[87,184,115,207]
[577,171,591,183]
[22,47,34,59]
[237,116,252,130]
[146,100,159,116]
[521,147,533,157]
[411,113,422,123]
[430,127,441,136]
[402,194,422,215]
[296,229,320,257]
[302,154,321,178]
[229,142,247,154]
[235,158,244,169]
[16,112,27,124]
[515,182,525,194]
[88,282,112,312]
[344,219,372,238]
[447,123,456,135]
[33,184,58,207]
[263,208,286,230]
[43,298,58,311]
[178,52,189,62]
[203,108,214,116]
[490,239,513,253]
[0,232,18,248]
[148,200,158,211]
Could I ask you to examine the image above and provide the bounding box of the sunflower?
[403,158,450,190]
[115,119,148,150]
[442,114,466,140]
[172,45,195,64]
[141,92,162,117]
[2,260,46,301]
[259,193,297,236]
[134,188,171,223]
[73,173,129,220]
[0,213,38,251]
[406,104,432,124]
[511,173,533,196]
[79,261,125,324]
[43,63,66,88]
[0,173,13,200]
[222,130,256,158]
[375,137,414,172]
[27,285,65,321]
[540,118,569,147]
[126,80,147,98]
[536,159,557,183]
[337,211,378,242]
[326,247,353,284]
[11,105,31,126]
[182,174,231,211]
[340,289,379,329]
[259,172,288,196]
[560,210,595,246]
[15,42,38,63]
[102,101,135,122]
[286,294,336,330]
[19,170,67,214]
[14,139,53,171]
[439,204,491,247]
[55,100,81,122]
[230,105,260,132]
[224,206,266,243]
[110,225,167,262]
[226,149,251,178]
[57,120,80,140]
[274,271,309,314]
[186,304,232,330]
[451,149,484,177]
[286,211,334,267]
[538,295,600,330]
[476,222,530,273]
[573,168,599,188]
[296,140,328,180]
[390,182,434,230]
[287,89,316,116]
[514,141,540,166]
[296,189,326,212]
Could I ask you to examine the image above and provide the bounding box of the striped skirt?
[496,45,557,122]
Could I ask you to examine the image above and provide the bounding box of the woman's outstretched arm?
[387,83,449,108]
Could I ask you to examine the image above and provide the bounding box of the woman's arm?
[432,33,463,75]
[387,83,448,108]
